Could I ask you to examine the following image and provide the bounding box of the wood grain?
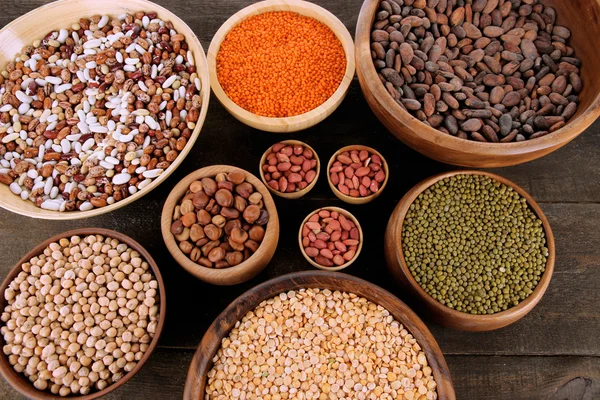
[385,170,555,331]
[207,0,356,132]
[355,0,600,167]
[0,0,211,220]
[0,0,598,399]
[160,165,279,285]
[184,271,455,399]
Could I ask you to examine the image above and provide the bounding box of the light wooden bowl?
[0,0,211,220]
[161,165,279,286]
[0,228,166,400]
[385,171,556,331]
[355,0,600,167]
[258,140,320,199]
[183,270,456,399]
[207,0,356,133]
[298,207,363,271]
[327,145,389,205]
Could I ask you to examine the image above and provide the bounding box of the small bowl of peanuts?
[161,165,280,286]
[299,207,363,271]
[259,140,320,199]
[0,0,210,220]
[0,228,166,399]
[327,145,389,205]
[207,0,356,132]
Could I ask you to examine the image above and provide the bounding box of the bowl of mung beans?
[184,270,456,399]
[161,165,280,286]
[0,0,211,220]
[355,0,600,167]
[207,0,356,133]
[385,170,555,331]
[0,228,166,399]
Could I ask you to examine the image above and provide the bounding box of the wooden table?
[1,1,599,399]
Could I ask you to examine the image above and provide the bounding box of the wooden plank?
[0,0,599,399]
[446,355,600,400]
[1,202,597,357]
[1,350,598,400]
[1,0,599,205]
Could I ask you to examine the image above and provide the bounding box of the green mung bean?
[402,174,548,315]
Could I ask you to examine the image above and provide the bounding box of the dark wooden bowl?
[183,270,455,399]
[0,228,166,400]
[385,171,555,331]
[355,0,600,167]
[161,165,280,286]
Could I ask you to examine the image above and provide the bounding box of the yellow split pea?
[206,288,438,400]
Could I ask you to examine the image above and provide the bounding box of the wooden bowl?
[384,171,556,331]
[298,207,363,271]
[183,270,456,399]
[355,0,600,167]
[0,228,166,400]
[0,0,211,220]
[327,145,389,204]
[207,0,356,133]
[161,165,279,286]
[258,140,321,199]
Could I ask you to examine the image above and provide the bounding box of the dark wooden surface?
[1,1,599,399]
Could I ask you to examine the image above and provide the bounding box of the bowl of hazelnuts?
[161,165,279,285]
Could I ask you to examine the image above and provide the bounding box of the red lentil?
[216,11,346,118]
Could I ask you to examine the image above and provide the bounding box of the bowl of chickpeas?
[0,228,166,399]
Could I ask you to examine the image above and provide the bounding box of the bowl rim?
[183,270,456,400]
[0,0,211,220]
[206,0,356,133]
[388,170,556,329]
[258,140,321,199]
[297,206,363,271]
[160,165,279,286]
[0,227,166,400]
[355,0,600,156]
[326,145,389,204]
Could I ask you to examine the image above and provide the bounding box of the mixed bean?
[206,288,438,399]
[301,209,361,268]
[371,0,582,142]
[1,234,160,396]
[262,142,318,194]
[170,171,269,269]
[0,11,203,211]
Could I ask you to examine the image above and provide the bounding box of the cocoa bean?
[369,0,582,142]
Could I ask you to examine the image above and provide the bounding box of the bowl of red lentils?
[207,0,356,133]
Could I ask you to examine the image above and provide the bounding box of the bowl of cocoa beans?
[327,145,389,204]
[161,165,280,285]
[299,207,363,271]
[259,140,320,199]
[355,0,600,167]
